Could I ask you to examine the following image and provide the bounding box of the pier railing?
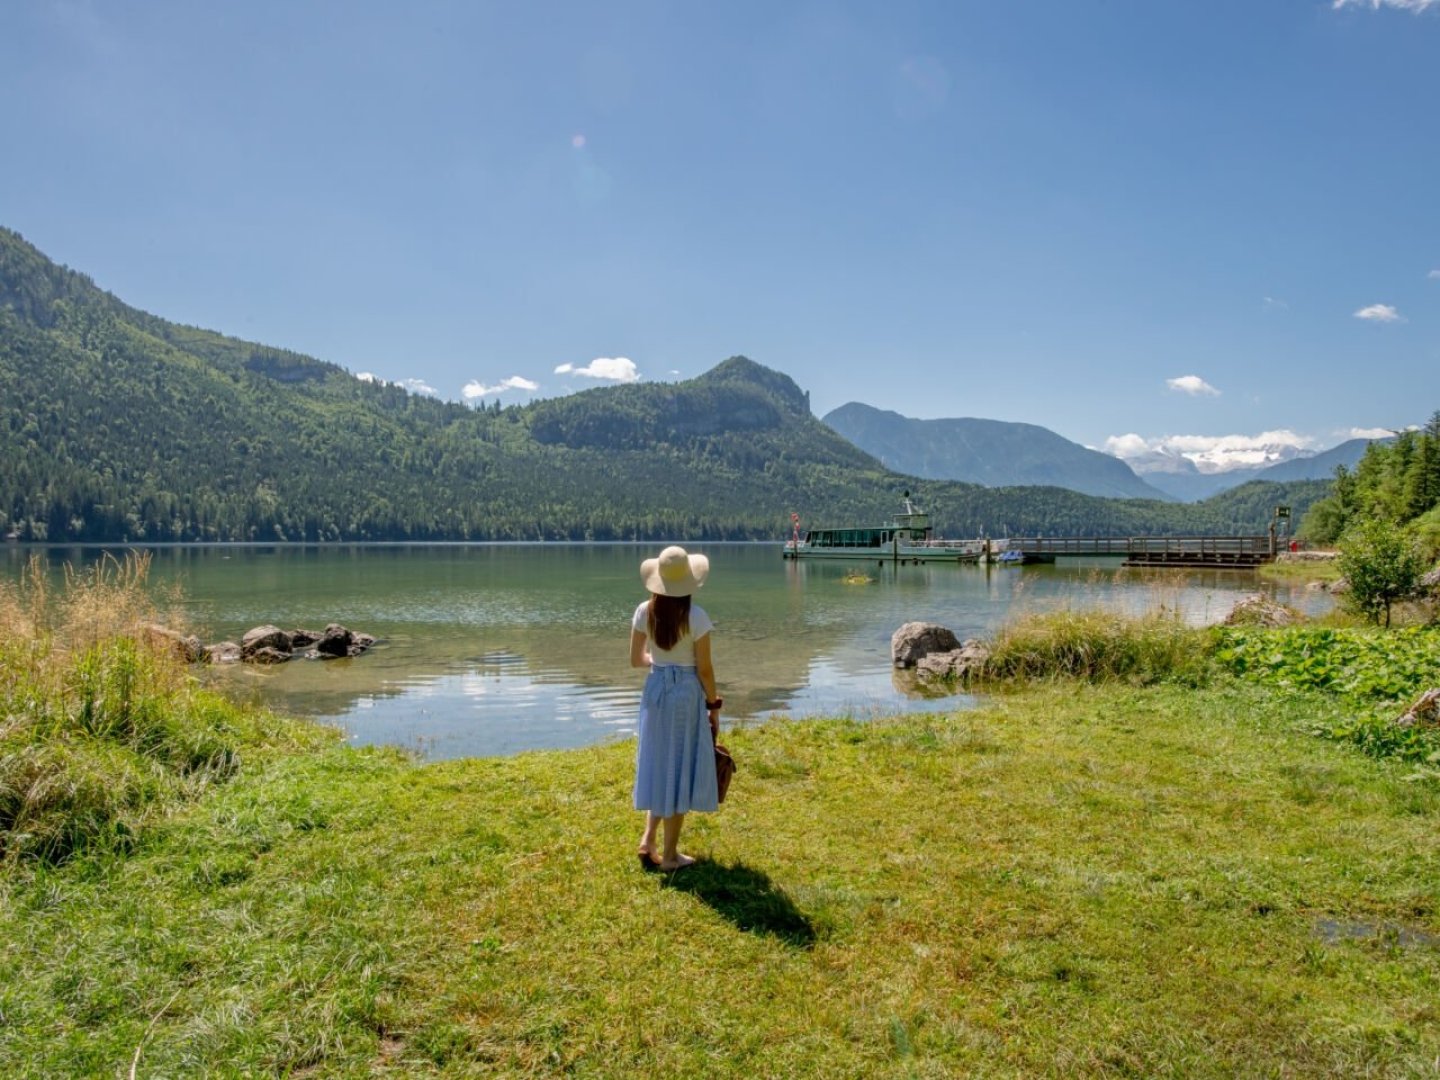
[994,535,1275,564]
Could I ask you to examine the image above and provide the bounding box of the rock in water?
[204,641,243,664]
[242,625,292,657]
[316,623,355,658]
[143,624,205,663]
[891,622,962,668]
[915,639,991,681]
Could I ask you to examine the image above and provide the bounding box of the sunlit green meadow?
[3,560,1438,1077]
[3,678,1438,1077]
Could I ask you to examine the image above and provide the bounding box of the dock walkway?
[990,535,1275,568]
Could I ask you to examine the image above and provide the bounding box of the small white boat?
[783,496,983,563]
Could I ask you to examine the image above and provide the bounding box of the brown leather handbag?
[714,741,736,803]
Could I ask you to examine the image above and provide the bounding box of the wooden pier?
[987,535,1276,568]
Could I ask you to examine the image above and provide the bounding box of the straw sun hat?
[641,545,710,597]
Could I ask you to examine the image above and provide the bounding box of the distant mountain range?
[823,402,1378,504]
[1119,438,1381,502]
[0,224,1333,542]
[822,403,1174,501]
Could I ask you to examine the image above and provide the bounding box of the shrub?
[1336,516,1425,627]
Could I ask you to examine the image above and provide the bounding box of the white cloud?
[1345,426,1398,439]
[1354,303,1404,322]
[1166,374,1220,396]
[1428,269,1440,280]
[1332,0,1440,11]
[462,375,540,400]
[355,372,437,396]
[398,377,438,397]
[1104,433,1153,459]
[554,357,640,382]
[1262,296,1288,311]
[1106,429,1321,474]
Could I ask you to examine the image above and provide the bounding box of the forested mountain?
[0,227,1328,543]
[822,402,1171,500]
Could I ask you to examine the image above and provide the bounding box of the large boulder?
[915,639,991,682]
[143,624,205,663]
[241,625,292,657]
[1224,594,1301,628]
[315,623,354,658]
[247,645,291,665]
[892,622,962,668]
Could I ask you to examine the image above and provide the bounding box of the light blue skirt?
[632,665,719,816]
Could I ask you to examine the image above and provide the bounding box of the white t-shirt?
[632,600,713,667]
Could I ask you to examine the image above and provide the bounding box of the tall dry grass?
[1,554,325,865]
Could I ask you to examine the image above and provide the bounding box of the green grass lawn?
[4,681,1438,1078]
[1257,557,1342,585]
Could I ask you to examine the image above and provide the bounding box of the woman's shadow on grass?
[662,860,817,948]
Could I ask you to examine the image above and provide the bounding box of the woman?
[631,545,722,872]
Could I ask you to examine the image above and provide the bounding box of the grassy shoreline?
[1257,553,1343,584]
[4,563,1438,1076]
[4,679,1439,1077]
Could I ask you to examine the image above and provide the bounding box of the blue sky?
[2,0,1436,471]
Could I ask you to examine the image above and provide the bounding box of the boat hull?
[783,544,982,563]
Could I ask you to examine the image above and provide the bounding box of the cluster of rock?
[145,623,375,665]
[890,621,991,682]
[1223,595,1301,628]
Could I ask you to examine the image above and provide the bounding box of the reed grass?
[0,555,328,865]
[977,607,1210,686]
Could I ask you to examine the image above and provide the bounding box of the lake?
[5,543,1331,759]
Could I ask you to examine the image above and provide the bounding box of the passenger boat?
[782,496,984,563]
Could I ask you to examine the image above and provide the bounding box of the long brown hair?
[647,593,692,651]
